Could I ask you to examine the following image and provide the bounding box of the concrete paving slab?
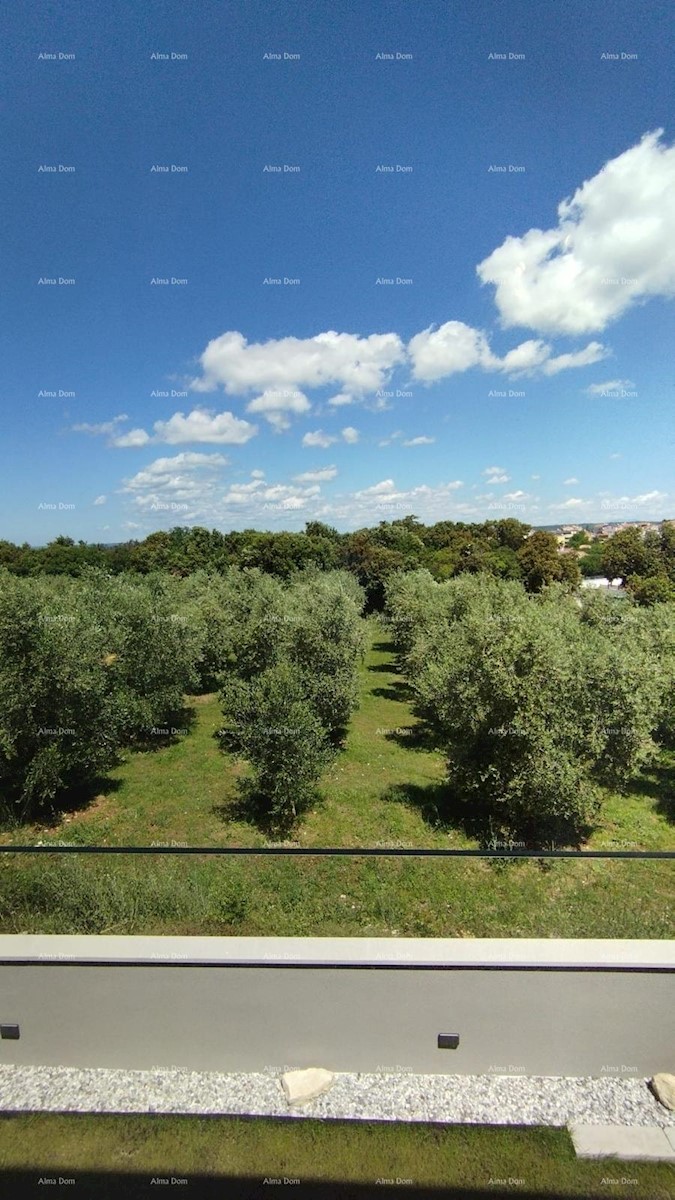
[569,1123,675,1161]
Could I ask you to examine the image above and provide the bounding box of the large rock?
[281,1068,335,1106]
[651,1074,675,1110]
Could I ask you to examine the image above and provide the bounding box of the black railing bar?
[0,846,673,859]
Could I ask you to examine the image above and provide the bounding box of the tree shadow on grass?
[625,755,675,825]
[0,775,124,835]
[381,780,595,853]
[367,660,401,674]
[214,782,315,840]
[370,681,415,703]
[371,639,397,654]
[383,721,440,753]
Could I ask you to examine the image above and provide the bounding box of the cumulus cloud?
[563,477,579,485]
[302,427,358,448]
[541,342,607,374]
[112,428,151,448]
[546,489,671,520]
[191,329,406,396]
[245,388,311,431]
[477,130,675,334]
[407,322,606,383]
[356,479,398,498]
[483,466,511,484]
[293,466,338,483]
[402,435,435,446]
[302,430,337,448]
[123,452,228,492]
[75,409,257,448]
[73,414,128,436]
[585,378,635,395]
[121,452,230,519]
[327,392,354,407]
[154,408,258,444]
[408,321,494,381]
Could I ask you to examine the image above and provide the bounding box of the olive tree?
[220,660,330,827]
[391,573,664,842]
[0,573,118,817]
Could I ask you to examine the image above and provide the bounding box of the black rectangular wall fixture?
[437,1033,459,1049]
[0,1025,20,1040]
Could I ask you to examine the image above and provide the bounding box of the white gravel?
[0,1065,673,1127]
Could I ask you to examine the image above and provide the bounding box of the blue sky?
[4,0,674,543]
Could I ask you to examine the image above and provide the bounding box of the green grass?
[0,1114,673,1198]
[0,616,673,937]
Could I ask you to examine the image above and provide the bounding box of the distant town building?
[580,577,624,594]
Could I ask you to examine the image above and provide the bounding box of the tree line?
[2,519,673,607]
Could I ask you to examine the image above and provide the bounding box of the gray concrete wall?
[1,937,673,1077]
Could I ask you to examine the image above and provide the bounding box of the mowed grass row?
[0,617,673,937]
[0,1114,673,1199]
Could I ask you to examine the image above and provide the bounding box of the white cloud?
[408,322,606,383]
[112,428,151,447]
[120,452,230,521]
[531,474,541,480]
[541,342,607,374]
[93,495,107,506]
[492,339,551,374]
[341,426,360,444]
[245,388,311,431]
[327,392,354,407]
[477,130,675,334]
[73,414,128,436]
[251,469,265,479]
[585,378,635,395]
[356,479,398,497]
[302,429,337,448]
[633,489,668,505]
[503,490,529,502]
[123,452,228,492]
[76,409,256,448]
[191,329,406,396]
[154,408,258,445]
[408,321,493,381]
[402,435,435,446]
[220,480,322,514]
[483,466,511,484]
[293,466,338,483]
[546,490,671,521]
[563,477,579,485]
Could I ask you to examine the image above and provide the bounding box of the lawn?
[0,617,673,938]
[0,1114,673,1199]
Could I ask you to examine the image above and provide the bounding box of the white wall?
[1,937,672,1077]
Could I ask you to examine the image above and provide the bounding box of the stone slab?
[569,1123,675,1161]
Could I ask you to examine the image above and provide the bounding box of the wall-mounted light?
[437,1033,459,1049]
[1,1025,20,1040]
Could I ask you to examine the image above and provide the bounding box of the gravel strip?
[0,1066,673,1127]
